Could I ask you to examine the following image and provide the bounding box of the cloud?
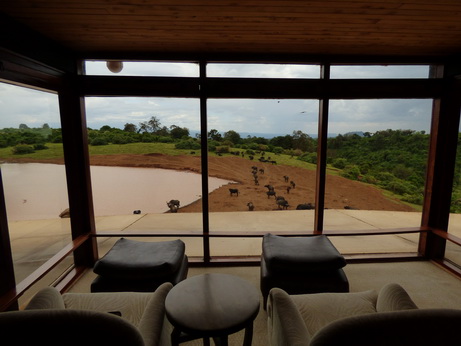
[1,63,433,136]
[0,83,60,128]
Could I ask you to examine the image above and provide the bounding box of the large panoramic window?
[206,98,319,256]
[0,82,72,283]
[325,98,432,254]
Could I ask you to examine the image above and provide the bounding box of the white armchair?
[267,283,461,345]
[24,282,173,346]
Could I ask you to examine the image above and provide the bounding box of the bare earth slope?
[89,154,415,213]
[10,153,415,213]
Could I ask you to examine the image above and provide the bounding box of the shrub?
[12,144,35,154]
[298,152,317,164]
[332,158,348,169]
[215,145,230,154]
[90,137,108,146]
[33,143,48,150]
[175,139,201,150]
[340,165,361,180]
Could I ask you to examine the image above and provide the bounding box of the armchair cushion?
[376,283,418,312]
[291,289,378,336]
[25,286,65,310]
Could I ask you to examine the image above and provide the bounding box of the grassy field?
[0,142,318,170]
[0,142,423,210]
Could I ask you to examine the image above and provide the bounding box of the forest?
[2,116,461,212]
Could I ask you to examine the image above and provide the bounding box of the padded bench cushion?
[262,234,346,273]
[93,238,185,280]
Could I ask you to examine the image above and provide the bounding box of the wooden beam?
[199,60,211,263]
[79,75,200,97]
[0,169,17,311]
[79,75,444,99]
[420,67,461,259]
[0,13,76,74]
[0,49,63,91]
[59,70,98,268]
[315,64,329,231]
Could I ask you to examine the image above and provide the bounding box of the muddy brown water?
[1,163,231,221]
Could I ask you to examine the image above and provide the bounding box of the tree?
[42,123,50,129]
[123,123,137,132]
[208,129,222,141]
[100,125,113,132]
[170,125,189,139]
[139,116,161,133]
[223,130,241,145]
[19,123,29,129]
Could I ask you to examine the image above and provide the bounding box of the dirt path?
[11,153,414,213]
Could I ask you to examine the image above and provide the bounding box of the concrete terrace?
[9,209,461,284]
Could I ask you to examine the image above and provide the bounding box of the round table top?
[165,273,260,335]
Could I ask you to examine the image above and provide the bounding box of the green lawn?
[0,142,318,171]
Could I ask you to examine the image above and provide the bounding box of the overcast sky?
[0,63,432,137]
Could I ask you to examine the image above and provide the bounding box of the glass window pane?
[85,61,199,77]
[0,82,71,282]
[331,65,430,79]
[207,63,320,78]
[325,99,432,254]
[85,96,205,256]
[205,98,319,256]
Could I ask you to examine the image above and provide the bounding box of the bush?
[175,139,201,150]
[90,137,108,146]
[33,143,48,150]
[340,165,361,180]
[12,144,35,154]
[298,152,317,164]
[215,145,230,154]
[332,158,348,169]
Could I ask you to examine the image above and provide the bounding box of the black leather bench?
[260,233,349,308]
[91,238,188,292]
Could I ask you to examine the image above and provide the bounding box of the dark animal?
[229,188,239,196]
[276,196,286,201]
[264,184,274,191]
[247,202,255,211]
[167,200,180,213]
[283,175,289,182]
[249,155,254,160]
[277,199,289,210]
[296,203,315,210]
[267,190,277,199]
[133,210,141,214]
[290,181,296,189]
[286,186,291,194]
[254,177,259,185]
[344,205,359,210]
[259,168,265,174]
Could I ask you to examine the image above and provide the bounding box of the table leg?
[243,322,254,346]
[171,327,181,346]
[213,336,228,346]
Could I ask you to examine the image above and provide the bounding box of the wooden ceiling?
[2,0,461,60]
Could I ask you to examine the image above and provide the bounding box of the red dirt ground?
[12,153,415,213]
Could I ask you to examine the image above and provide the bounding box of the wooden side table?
[165,273,260,346]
